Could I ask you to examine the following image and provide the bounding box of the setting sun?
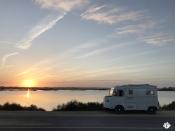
[22,79,37,87]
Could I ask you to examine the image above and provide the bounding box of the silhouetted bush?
[0,102,45,111]
[53,100,175,111]
[1,101,174,111]
[160,101,175,110]
[53,100,103,111]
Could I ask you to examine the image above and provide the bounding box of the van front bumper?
[103,96,113,109]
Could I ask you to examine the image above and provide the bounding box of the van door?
[125,89,136,110]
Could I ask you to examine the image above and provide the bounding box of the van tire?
[147,107,157,114]
[115,105,125,113]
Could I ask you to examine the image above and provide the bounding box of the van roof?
[114,84,157,90]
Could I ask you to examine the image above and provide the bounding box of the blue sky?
[0,0,175,87]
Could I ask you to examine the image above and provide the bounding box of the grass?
[53,100,103,111]
[53,100,175,111]
[160,101,175,110]
[0,101,174,111]
[0,102,45,111]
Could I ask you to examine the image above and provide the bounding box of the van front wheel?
[147,107,157,114]
[115,105,124,113]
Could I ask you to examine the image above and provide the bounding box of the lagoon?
[0,90,174,111]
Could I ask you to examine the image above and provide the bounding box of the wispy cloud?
[1,4,66,67]
[16,14,65,49]
[1,14,65,68]
[16,35,114,79]
[81,5,144,24]
[17,0,89,50]
[76,47,110,59]
[115,20,156,35]
[1,52,19,68]
[16,37,110,76]
[0,41,13,45]
[35,0,89,12]
[76,42,130,59]
[0,41,14,49]
[141,32,175,46]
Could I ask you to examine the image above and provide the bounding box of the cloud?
[115,20,156,35]
[1,12,65,68]
[0,41,13,45]
[81,5,144,24]
[76,42,130,59]
[16,36,111,77]
[76,47,109,59]
[16,13,65,49]
[0,41,15,49]
[141,33,175,46]
[35,0,89,12]
[1,52,19,67]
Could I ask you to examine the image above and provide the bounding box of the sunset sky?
[0,0,175,87]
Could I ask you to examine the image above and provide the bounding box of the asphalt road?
[0,111,174,131]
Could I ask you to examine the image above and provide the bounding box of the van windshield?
[109,88,124,96]
[109,88,114,96]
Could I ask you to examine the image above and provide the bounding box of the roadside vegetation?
[53,100,175,111]
[53,100,103,111]
[0,103,45,111]
[160,101,175,110]
[0,101,174,111]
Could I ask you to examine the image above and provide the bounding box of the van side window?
[112,89,124,96]
[128,90,133,95]
[113,90,118,96]
[109,88,114,96]
[118,90,124,96]
[146,90,155,95]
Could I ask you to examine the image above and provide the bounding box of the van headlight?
[104,96,110,102]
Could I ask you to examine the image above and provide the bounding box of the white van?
[103,84,159,113]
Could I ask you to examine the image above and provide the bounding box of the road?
[0,111,174,131]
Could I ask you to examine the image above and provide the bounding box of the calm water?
[0,90,174,111]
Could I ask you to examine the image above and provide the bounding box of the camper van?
[103,84,159,113]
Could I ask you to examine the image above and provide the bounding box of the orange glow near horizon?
[26,88,30,98]
[21,79,37,87]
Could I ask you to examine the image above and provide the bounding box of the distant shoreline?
[0,87,109,91]
[0,87,175,91]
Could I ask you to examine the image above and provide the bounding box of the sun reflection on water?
[26,88,30,98]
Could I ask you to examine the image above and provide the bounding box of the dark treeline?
[53,101,103,111]
[0,101,174,111]
[160,101,175,110]
[0,86,175,91]
[159,87,175,91]
[53,100,175,111]
[0,86,109,91]
[0,103,45,111]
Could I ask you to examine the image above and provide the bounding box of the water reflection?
[26,89,30,98]
[0,90,174,111]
